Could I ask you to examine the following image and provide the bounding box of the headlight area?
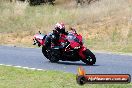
[74,46,80,49]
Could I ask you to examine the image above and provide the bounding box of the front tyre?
[82,49,96,65]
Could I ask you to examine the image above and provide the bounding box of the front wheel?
[82,49,96,65]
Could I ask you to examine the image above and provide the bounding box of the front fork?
[79,46,87,59]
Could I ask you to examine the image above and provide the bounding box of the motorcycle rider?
[45,22,68,49]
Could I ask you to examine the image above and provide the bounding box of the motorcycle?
[33,31,96,65]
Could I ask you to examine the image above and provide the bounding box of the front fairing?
[70,41,80,49]
[66,33,82,48]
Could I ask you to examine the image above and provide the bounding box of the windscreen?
[67,33,79,43]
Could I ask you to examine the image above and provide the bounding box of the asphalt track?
[0,46,132,76]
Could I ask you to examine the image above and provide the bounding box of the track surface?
[0,46,132,75]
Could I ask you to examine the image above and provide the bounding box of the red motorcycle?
[33,31,96,65]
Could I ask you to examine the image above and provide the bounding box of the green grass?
[0,65,132,88]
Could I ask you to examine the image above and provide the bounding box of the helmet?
[55,22,65,34]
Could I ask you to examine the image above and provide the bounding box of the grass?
[0,65,132,88]
[0,0,132,53]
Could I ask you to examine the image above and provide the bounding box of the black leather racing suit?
[45,30,68,49]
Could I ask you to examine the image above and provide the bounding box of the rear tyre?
[48,49,59,63]
[42,46,49,59]
[82,49,96,65]
[49,55,59,63]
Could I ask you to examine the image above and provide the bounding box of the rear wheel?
[48,48,59,63]
[42,46,49,59]
[42,46,59,62]
[82,49,96,65]
[49,55,59,63]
